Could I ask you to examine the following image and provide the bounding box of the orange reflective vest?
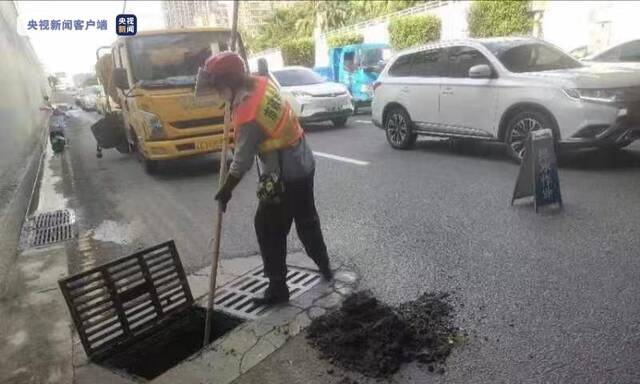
[233,76,304,153]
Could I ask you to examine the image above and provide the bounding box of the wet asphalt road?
[58,98,640,382]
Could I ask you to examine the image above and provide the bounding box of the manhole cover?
[58,241,193,360]
[214,266,321,320]
[24,209,75,247]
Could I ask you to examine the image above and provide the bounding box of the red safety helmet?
[203,51,245,77]
[195,51,245,97]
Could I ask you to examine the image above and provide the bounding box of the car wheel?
[331,117,348,127]
[385,107,417,150]
[505,110,555,162]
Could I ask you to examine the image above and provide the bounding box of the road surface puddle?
[91,219,140,245]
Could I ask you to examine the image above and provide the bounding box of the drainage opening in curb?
[100,306,242,381]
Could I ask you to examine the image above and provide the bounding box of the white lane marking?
[313,151,369,166]
[354,119,372,124]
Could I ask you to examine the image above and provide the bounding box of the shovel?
[203,0,239,348]
[203,101,231,346]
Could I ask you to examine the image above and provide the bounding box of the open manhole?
[103,306,241,380]
[59,241,243,381]
[214,266,321,320]
[24,209,75,247]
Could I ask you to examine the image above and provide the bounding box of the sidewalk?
[0,142,74,383]
[0,245,73,384]
[70,250,358,384]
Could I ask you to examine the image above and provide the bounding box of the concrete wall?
[0,1,48,294]
[315,1,469,65]
[247,48,285,73]
[540,1,640,53]
[312,0,639,63]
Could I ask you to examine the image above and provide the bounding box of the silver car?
[372,37,640,160]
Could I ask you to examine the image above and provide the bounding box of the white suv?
[372,37,640,160]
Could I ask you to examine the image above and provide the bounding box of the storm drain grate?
[58,241,193,360]
[33,210,71,228]
[33,224,74,246]
[25,209,75,247]
[214,266,321,320]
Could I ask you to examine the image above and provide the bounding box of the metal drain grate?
[26,209,75,247]
[58,241,193,360]
[33,210,71,228]
[214,266,321,320]
[33,224,74,246]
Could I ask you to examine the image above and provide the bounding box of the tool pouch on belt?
[255,152,285,204]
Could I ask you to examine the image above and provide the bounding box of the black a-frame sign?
[511,129,563,212]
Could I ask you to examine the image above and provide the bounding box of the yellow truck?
[94,28,246,173]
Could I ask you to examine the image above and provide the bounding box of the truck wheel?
[331,117,348,127]
[385,107,417,150]
[144,159,159,174]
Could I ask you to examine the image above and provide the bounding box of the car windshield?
[361,48,392,67]
[273,69,324,86]
[128,31,234,88]
[482,41,583,72]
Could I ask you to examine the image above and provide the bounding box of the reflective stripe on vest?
[233,76,304,153]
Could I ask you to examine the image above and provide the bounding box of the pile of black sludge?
[306,291,458,378]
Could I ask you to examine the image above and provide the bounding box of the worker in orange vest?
[196,52,333,305]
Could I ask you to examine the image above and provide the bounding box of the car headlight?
[563,88,621,104]
[291,90,312,98]
[140,111,165,140]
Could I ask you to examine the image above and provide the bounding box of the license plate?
[326,105,340,112]
[195,140,217,151]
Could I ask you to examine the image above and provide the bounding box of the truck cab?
[108,28,246,173]
[315,43,391,111]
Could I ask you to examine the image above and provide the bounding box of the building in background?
[162,1,232,28]
[163,1,297,31]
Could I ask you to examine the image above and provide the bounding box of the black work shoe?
[252,282,289,306]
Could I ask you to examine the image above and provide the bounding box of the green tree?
[388,14,441,50]
[314,0,352,32]
[244,1,427,54]
[244,4,314,53]
[281,38,315,67]
[347,0,425,24]
[467,1,534,38]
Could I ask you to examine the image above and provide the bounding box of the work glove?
[215,174,241,212]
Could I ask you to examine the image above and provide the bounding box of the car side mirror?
[257,58,269,77]
[469,64,492,79]
[112,68,129,90]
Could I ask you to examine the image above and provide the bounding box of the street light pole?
[230,0,239,52]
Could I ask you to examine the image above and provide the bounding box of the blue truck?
[314,43,391,112]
